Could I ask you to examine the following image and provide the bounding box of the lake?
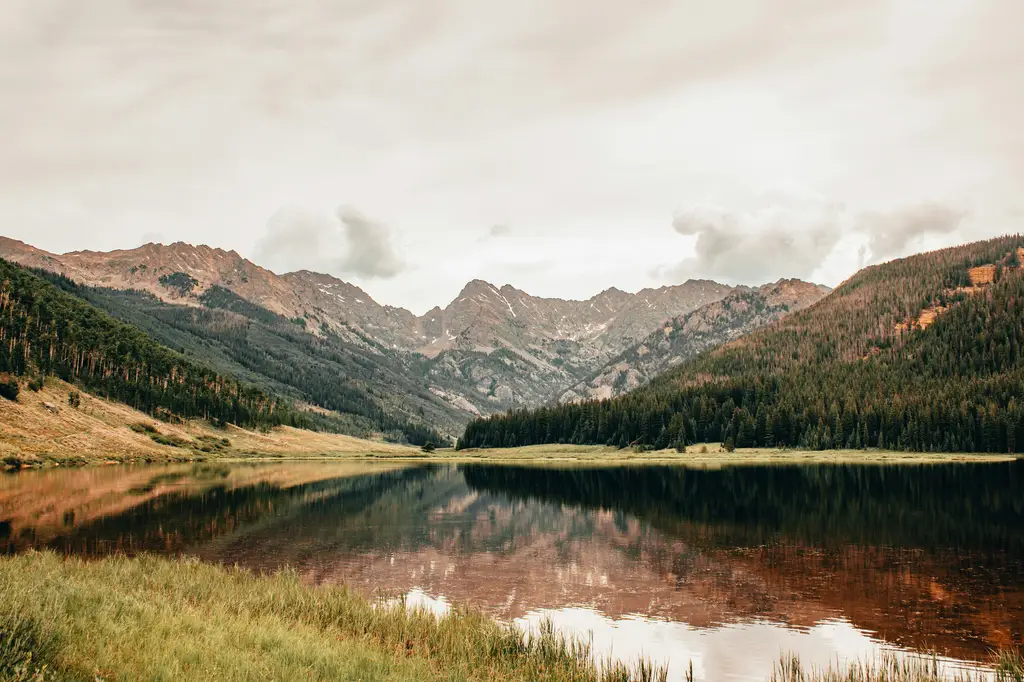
[3,459,1023,680]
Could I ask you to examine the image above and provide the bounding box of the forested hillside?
[459,235,1024,453]
[560,279,828,402]
[0,259,305,430]
[37,273,456,443]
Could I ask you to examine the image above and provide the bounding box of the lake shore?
[2,552,1019,682]
[412,443,1019,466]
[0,551,662,682]
[2,379,1018,469]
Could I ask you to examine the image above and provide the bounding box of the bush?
[67,391,81,409]
[26,378,43,393]
[0,379,18,402]
[421,442,436,453]
[722,438,736,453]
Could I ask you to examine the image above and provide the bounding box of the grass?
[0,552,667,682]
[1,378,1017,470]
[0,378,423,468]
[1,553,1022,682]
[769,652,1024,681]
[435,443,1017,466]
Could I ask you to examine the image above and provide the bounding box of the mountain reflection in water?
[3,460,1023,679]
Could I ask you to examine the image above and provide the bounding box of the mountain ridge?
[0,236,829,412]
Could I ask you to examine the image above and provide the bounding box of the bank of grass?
[433,443,1017,466]
[770,651,1024,681]
[2,554,1023,682]
[0,552,666,682]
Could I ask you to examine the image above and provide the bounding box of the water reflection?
[3,460,1023,680]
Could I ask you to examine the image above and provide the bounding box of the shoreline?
[5,443,1018,471]
[1,380,1017,470]
[1,552,1019,682]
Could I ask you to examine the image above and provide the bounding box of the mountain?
[459,235,1024,453]
[0,258,306,431]
[0,238,421,350]
[560,279,830,402]
[34,274,469,443]
[0,238,757,409]
[418,278,738,406]
[0,237,826,415]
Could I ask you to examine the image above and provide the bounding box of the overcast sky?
[2,0,1022,313]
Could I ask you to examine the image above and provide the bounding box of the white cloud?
[656,200,967,285]
[255,204,404,279]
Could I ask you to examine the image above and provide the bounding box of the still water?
[3,460,1024,680]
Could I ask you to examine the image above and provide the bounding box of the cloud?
[858,203,964,264]
[336,206,404,278]
[656,200,967,285]
[255,205,404,279]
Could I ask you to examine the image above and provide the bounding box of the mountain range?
[0,237,828,434]
[459,235,1024,453]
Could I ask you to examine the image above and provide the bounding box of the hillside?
[0,258,306,431]
[35,274,466,443]
[459,235,1024,453]
[0,377,417,468]
[0,238,766,410]
[560,279,830,402]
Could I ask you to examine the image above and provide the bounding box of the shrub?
[0,379,18,402]
[421,442,436,453]
[26,378,43,393]
[67,391,81,409]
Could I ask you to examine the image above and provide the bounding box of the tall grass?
[0,551,666,682]
[2,552,1021,682]
[770,651,1024,682]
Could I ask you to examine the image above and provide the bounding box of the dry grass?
[0,551,666,682]
[2,378,1013,470]
[0,378,421,468]
[439,443,1016,467]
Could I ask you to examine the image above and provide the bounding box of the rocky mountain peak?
[0,235,834,414]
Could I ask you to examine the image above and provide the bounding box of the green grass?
[769,652,1024,682]
[0,552,666,682]
[3,553,1022,682]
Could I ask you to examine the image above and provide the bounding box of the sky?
[2,0,1023,314]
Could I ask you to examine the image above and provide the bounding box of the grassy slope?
[441,443,1016,465]
[0,552,664,682]
[0,377,420,468]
